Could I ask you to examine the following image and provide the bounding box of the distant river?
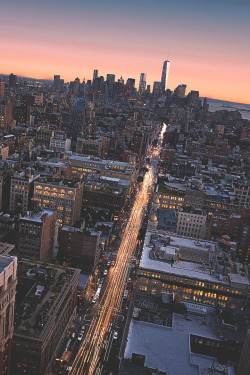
[206,98,250,121]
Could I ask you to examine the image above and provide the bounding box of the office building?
[126,78,135,95]
[156,181,185,210]
[137,229,249,310]
[69,155,136,185]
[139,73,146,95]
[187,90,200,107]
[18,210,57,263]
[53,75,64,92]
[106,74,115,96]
[0,255,17,375]
[93,69,98,81]
[152,81,161,97]
[161,60,170,92]
[33,177,83,226]
[11,261,80,375]
[174,84,187,99]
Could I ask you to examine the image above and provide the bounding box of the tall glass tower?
[139,73,147,95]
[161,60,170,92]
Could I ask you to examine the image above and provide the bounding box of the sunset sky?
[1,0,249,103]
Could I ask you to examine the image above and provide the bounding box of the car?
[107,261,111,267]
[78,332,83,341]
[103,269,108,276]
[113,331,118,340]
[80,326,85,334]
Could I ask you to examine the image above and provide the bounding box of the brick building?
[18,210,57,263]
[0,255,17,375]
[58,226,101,267]
[207,209,250,263]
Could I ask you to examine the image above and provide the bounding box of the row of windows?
[139,272,242,294]
[139,285,229,303]
[162,204,179,209]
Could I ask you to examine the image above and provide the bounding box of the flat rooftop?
[69,154,133,169]
[20,210,55,223]
[14,262,80,342]
[139,230,249,286]
[0,255,15,273]
[124,313,235,375]
[36,177,80,187]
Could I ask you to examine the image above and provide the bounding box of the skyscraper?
[139,73,147,95]
[174,84,187,98]
[93,69,98,82]
[106,74,115,97]
[8,73,17,89]
[54,75,64,91]
[187,90,200,107]
[161,60,170,92]
[152,81,161,97]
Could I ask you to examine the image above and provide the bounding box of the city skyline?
[1,0,250,104]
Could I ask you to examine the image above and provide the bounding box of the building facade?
[58,226,101,267]
[0,255,17,375]
[137,230,249,310]
[177,207,207,239]
[18,210,57,262]
[9,169,40,215]
[33,178,83,226]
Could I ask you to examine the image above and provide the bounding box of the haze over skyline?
[1,0,250,104]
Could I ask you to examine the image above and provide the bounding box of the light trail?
[70,124,166,375]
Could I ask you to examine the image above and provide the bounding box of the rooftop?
[36,177,81,188]
[14,261,80,342]
[124,312,235,375]
[20,210,55,223]
[0,255,15,273]
[140,230,249,286]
